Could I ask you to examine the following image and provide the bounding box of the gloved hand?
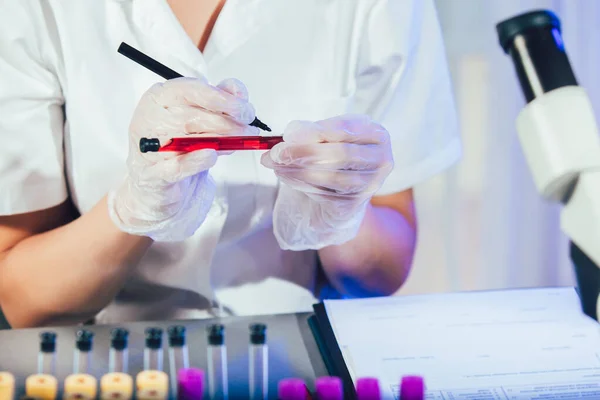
[261,114,394,250]
[108,77,258,241]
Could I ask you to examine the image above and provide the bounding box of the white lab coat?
[0,0,461,323]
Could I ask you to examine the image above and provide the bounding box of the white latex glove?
[261,114,394,250]
[108,77,258,241]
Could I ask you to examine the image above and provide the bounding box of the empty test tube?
[315,377,343,400]
[109,328,130,374]
[168,325,189,398]
[25,374,58,400]
[177,368,204,400]
[356,377,381,400]
[37,332,57,376]
[277,378,308,400]
[248,323,268,400]
[100,372,133,400]
[73,329,94,374]
[144,327,164,371]
[64,330,97,399]
[207,324,228,400]
[168,325,189,370]
[0,372,15,400]
[399,376,424,400]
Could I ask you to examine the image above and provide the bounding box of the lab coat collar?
[207,0,277,60]
[131,0,206,77]
[127,0,276,76]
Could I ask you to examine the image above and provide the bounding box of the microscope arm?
[562,171,600,320]
[497,11,600,321]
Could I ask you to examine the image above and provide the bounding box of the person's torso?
[42,0,372,322]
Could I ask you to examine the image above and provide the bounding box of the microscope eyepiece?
[496,9,577,103]
[496,10,560,53]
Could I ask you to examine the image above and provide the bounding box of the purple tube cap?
[278,378,308,400]
[356,377,381,400]
[399,375,425,400]
[315,376,343,400]
[178,368,204,400]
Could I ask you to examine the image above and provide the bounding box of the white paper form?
[323,287,600,400]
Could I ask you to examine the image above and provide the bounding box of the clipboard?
[307,286,594,400]
[309,303,357,400]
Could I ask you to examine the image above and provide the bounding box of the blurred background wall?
[400,0,600,295]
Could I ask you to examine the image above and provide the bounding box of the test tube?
[315,377,343,400]
[248,323,268,400]
[73,329,94,374]
[144,327,164,371]
[139,136,283,153]
[109,328,130,374]
[177,368,204,400]
[167,325,189,398]
[0,372,15,400]
[399,376,424,400]
[277,378,307,400]
[37,332,57,375]
[207,324,228,400]
[356,377,381,400]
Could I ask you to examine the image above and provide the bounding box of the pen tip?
[251,117,271,132]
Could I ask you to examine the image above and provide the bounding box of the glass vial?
[37,332,57,376]
[248,324,268,400]
[109,328,129,374]
[73,329,94,374]
[143,327,163,371]
[207,324,228,400]
[168,325,189,398]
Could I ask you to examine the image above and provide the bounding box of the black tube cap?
[145,327,163,350]
[139,138,160,153]
[75,329,94,352]
[497,10,560,53]
[110,328,129,351]
[39,332,57,353]
[249,323,267,345]
[207,324,225,346]
[167,325,186,347]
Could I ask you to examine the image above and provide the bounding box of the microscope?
[496,10,600,322]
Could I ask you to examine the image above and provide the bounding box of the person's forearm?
[0,196,152,328]
[317,203,416,297]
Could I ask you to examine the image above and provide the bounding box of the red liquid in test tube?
[159,136,284,152]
